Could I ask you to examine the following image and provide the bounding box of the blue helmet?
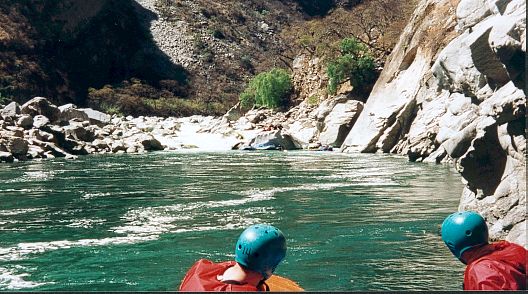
[441,211,488,261]
[234,224,287,279]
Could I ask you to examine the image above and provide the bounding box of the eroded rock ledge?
[340,0,526,246]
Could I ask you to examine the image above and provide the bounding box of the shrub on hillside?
[327,37,376,96]
[87,79,225,117]
[239,68,292,109]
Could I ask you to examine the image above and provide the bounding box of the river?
[0,151,465,291]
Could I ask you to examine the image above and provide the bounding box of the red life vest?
[463,241,527,290]
[179,259,267,292]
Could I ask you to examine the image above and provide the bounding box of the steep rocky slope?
[341,0,526,245]
[0,0,416,116]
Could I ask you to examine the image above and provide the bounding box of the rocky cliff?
[341,0,526,246]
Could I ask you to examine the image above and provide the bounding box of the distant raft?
[254,143,283,150]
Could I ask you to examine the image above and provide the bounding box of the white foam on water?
[112,191,274,236]
[4,171,55,183]
[0,208,45,216]
[239,182,360,198]
[65,218,105,229]
[81,192,112,199]
[0,235,157,262]
[0,267,49,290]
[0,181,358,286]
[0,189,53,193]
[162,120,233,151]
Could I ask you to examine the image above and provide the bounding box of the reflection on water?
[0,151,465,291]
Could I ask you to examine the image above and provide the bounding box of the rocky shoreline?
[0,94,365,163]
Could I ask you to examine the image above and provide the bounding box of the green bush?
[240,68,292,109]
[87,79,225,117]
[307,95,319,106]
[0,91,10,105]
[327,37,376,95]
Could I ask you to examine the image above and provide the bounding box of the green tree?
[327,37,376,96]
[240,68,292,109]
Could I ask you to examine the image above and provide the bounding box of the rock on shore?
[0,92,366,164]
[0,97,244,163]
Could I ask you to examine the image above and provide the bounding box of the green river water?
[0,151,465,291]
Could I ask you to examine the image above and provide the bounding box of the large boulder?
[223,102,243,122]
[58,104,90,123]
[455,0,493,31]
[16,115,34,130]
[0,102,21,118]
[32,139,76,159]
[33,115,50,129]
[7,137,28,157]
[138,134,163,151]
[320,100,363,147]
[286,119,318,148]
[63,125,96,142]
[314,95,348,122]
[79,108,111,126]
[478,81,526,124]
[249,130,297,150]
[21,97,60,122]
[124,134,163,151]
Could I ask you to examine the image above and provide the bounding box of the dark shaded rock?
[16,115,34,129]
[7,137,28,156]
[63,125,95,142]
[0,151,14,163]
[137,134,163,151]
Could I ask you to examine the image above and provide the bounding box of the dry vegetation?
[282,0,418,65]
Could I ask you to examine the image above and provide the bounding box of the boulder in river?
[249,130,297,150]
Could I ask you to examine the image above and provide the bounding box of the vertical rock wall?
[341,0,526,246]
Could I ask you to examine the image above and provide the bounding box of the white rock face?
[319,100,364,147]
[456,0,492,31]
[341,0,526,246]
[286,119,318,147]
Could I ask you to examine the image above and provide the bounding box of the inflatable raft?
[266,275,304,291]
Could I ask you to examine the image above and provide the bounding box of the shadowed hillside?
[0,0,416,116]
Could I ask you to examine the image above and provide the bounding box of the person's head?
[234,224,287,280]
[441,211,489,263]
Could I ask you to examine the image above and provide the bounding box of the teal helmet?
[441,211,488,261]
[234,224,287,279]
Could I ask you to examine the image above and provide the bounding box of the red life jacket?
[179,259,267,292]
[463,241,527,290]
